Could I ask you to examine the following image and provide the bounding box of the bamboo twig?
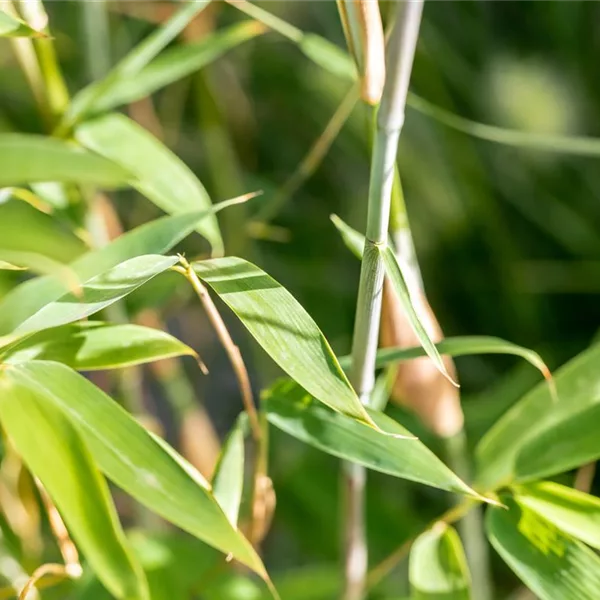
[343,3,423,599]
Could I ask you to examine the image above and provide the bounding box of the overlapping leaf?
[0,8,45,37]
[76,114,223,254]
[193,257,373,425]
[6,360,266,576]
[0,372,148,599]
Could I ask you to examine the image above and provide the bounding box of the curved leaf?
[65,1,210,124]
[0,134,129,187]
[7,255,178,339]
[264,379,482,499]
[515,403,600,481]
[2,322,196,370]
[91,21,265,114]
[76,114,222,254]
[409,523,470,600]
[0,201,237,336]
[486,497,600,600]
[0,370,148,599]
[514,482,600,551]
[7,360,266,577]
[475,343,600,491]
[192,257,372,426]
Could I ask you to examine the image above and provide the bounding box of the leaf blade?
[76,114,222,254]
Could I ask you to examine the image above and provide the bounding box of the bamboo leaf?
[514,482,600,551]
[0,134,130,187]
[0,370,148,599]
[90,21,265,114]
[212,419,245,527]
[76,114,223,254]
[515,403,600,481]
[380,245,457,386]
[2,322,196,370]
[0,202,234,337]
[0,9,45,37]
[6,360,267,577]
[264,379,482,499]
[192,257,373,426]
[476,343,600,491]
[409,523,471,600]
[7,255,178,340]
[486,497,600,600]
[330,214,364,259]
[65,1,210,124]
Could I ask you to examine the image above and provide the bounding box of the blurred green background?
[1,1,599,598]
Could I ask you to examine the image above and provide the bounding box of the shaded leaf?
[65,1,210,124]
[2,322,196,370]
[0,202,235,336]
[10,255,178,339]
[476,343,600,490]
[486,497,600,600]
[514,482,600,551]
[91,21,265,113]
[6,361,266,577]
[193,257,372,426]
[0,9,44,37]
[515,403,600,481]
[264,379,481,498]
[212,419,245,527]
[0,370,148,599]
[409,523,470,599]
[0,134,129,187]
[380,245,456,386]
[76,114,222,254]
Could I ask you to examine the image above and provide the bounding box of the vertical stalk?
[343,3,423,599]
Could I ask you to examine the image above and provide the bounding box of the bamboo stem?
[343,3,423,599]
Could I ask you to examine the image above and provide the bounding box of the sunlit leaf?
[8,255,178,340]
[2,322,196,370]
[91,21,265,114]
[65,1,210,124]
[264,379,481,498]
[0,134,129,187]
[330,214,363,259]
[212,419,245,527]
[409,523,470,599]
[0,9,45,37]
[380,244,456,386]
[6,360,266,577]
[193,257,373,426]
[486,497,600,600]
[514,482,600,551]
[0,371,148,599]
[515,403,600,481]
[476,343,600,491]
[0,202,235,337]
[76,114,223,254]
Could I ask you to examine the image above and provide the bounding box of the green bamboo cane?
[343,3,424,599]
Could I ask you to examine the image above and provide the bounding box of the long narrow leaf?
[7,360,266,577]
[264,379,482,499]
[193,257,373,426]
[514,482,600,551]
[91,21,265,114]
[0,202,236,336]
[76,114,223,254]
[486,497,600,600]
[9,255,177,339]
[380,245,457,386]
[409,523,471,599]
[2,322,196,370]
[476,343,600,491]
[0,134,129,187]
[65,1,210,124]
[212,419,245,527]
[0,371,148,599]
[0,9,45,37]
